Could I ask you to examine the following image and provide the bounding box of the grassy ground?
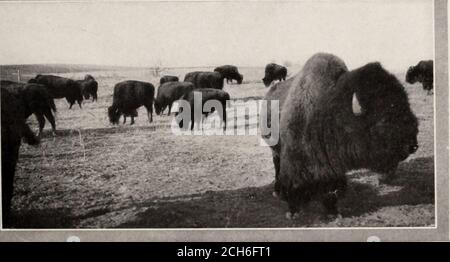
[2,65,435,228]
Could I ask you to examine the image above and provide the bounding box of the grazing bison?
[176,88,230,130]
[108,80,155,125]
[214,65,243,84]
[262,63,287,87]
[159,75,179,85]
[155,81,194,115]
[262,53,418,219]
[406,60,434,94]
[76,74,98,101]
[184,71,225,90]
[1,87,40,227]
[1,80,57,136]
[28,74,83,109]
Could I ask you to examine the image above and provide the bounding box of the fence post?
[17,69,21,82]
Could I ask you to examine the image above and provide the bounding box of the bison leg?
[78,100,82,109]
[66,97,76,109]
[222,107,227,131]
[321,177,346,217]
[35,113,46,136]
[145,105,153,123]
[123,116,126,124]
[130,116,135,125]
[168,102,173,115]
[1,141,20,228]
[272,155,281,198]
[43,108,56,135]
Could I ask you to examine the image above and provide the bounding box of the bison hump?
[286,53,348,117]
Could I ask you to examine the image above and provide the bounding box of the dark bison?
[214,65,243,84]
[159,75,179,85]
[1,87,40,227]
[184,71,225,90]
[76,74,98,101]
[1,80,57,136]
[108,80,155,125]
[176,88,230,131]
[262,63,287,87]
[28,74,83,109]
[155,81,194,115]
[261,53,418,219]
[406,60,434,94]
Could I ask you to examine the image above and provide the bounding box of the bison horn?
[352,93,362,115]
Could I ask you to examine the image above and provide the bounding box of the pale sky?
[0,0,434,70]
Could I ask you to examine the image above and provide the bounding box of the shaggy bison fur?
[406,60,434,95]
[176,88,230,131]
[262,63,287,87]
[155,81,194,115]
[1,80,57,136]
[108,80,155,125]
[262,53,419,218]
[184,71,225,90]
[1,87,40,227]
[160,75,179,85]
[214,65,243,84]
[28,74,83,109]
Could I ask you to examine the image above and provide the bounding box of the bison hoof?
[285,212,299,220]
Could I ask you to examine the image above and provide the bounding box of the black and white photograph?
[0,0,448,241]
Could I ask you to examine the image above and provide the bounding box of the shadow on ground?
[7,157,434,228]
[116,156,434,228]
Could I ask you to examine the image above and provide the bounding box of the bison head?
[405,66,418,84]
[331,62,419,175]
[237,74,243,84]
[154,100,163,115]
[262,77,271,87]
[108,106,121,125]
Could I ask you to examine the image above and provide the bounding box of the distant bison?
[108,80,155,125]
[1,80,57,136]
[177,88,230,130]
[184,71,225,90]
[262,63,287,87]
[214,65,243,84]
[155,81,194,115]
[1,87,40,227]
[406,60,434,94]
[28,74,83,109]
[77,74,98,101]
[159,75,179,85]
[262,53,418,219]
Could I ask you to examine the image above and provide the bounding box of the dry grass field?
[1,64,435,228]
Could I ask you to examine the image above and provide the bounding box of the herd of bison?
[1,54,434,228]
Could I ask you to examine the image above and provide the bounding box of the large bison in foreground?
[406,60,434,95]
[184,71,225,90]
[262,53,419,219]
[77,74,98,101]
[28,74,83,109]
[1,80,57,136]
[108,80,155,125]
[176,88,230,131]
[1,87,40,227]
[214,65,243,84]
[262,63,287,87]
[155,81,194,115]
